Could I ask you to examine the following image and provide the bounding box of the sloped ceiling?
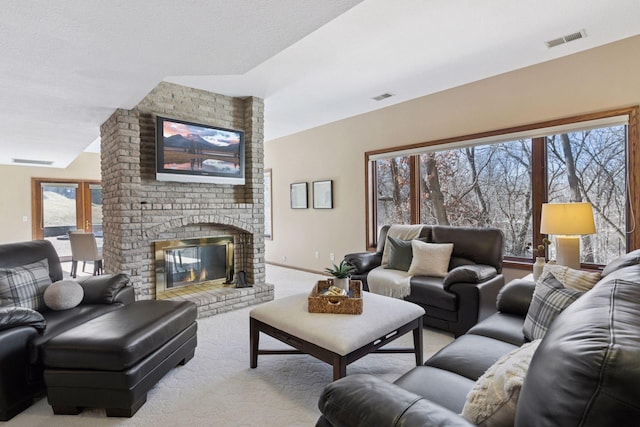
[1,0,640,167]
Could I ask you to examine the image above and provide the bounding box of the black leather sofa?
[317,250,640,427]
[345,225,505,336]
[0,240,133,421]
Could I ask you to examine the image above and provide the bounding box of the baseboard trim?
[266,262,328,277]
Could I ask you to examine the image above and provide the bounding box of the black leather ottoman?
[42,300,197,417]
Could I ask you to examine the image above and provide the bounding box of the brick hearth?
[159,283,274,319]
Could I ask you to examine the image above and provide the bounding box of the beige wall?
[0,152,101,243]
[265,35,640,276]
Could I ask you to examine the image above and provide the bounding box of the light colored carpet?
[7,265,454,427]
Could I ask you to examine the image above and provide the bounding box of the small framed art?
[313,180,333,209]
[290,182,308,209]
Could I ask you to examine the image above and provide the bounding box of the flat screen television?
[156,116,245,185]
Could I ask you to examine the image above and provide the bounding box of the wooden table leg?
[250,317,259,368]
[413,318,423,366]
[333,356,347,381]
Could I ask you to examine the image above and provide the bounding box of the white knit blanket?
[371,224,423,299]
[367,266,413,299]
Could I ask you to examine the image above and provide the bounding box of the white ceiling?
[2,0,640,168]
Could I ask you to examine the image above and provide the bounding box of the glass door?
[32,179,101,260]
[87,183,103,253]
[84,184,102,237]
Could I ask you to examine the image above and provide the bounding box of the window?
[264,169,273,239]
[375,156,412,229]
[546,126,627,265]
[418,140,532,257]
[367,107,638,267]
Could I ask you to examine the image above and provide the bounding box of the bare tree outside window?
[418,141,532,257]
[372,123,628,265]
[375,157,411,230]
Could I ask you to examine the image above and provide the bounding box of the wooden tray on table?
[308,280,363,314]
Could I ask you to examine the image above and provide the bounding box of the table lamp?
[540,202,596,269]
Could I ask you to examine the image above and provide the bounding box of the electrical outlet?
[282,255,287,262]
[329,253,335,261]
[21,216,28,222]
[314,251,319,259]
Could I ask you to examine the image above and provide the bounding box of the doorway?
[32,179,102,261]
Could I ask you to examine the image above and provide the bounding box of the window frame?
[32,178,102,240]
[365,106,639,268]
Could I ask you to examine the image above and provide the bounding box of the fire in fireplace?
[155,236,234,297]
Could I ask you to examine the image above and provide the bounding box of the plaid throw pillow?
[540,263,601,292]
[0,258,52,311]
[523,272,584,341]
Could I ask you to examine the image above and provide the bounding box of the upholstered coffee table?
[250,290,425,380]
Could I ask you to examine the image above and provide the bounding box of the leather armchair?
[344,225,505,336]
[0,240,133,421]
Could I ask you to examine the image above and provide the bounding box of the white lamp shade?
[540,202,596,236]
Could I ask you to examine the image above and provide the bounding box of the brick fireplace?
[99,82,273,316]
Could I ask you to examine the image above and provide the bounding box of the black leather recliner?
[0,240,133,421]
[345,225,505,336]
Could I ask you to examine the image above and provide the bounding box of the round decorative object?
[533,257,546,281]
[44,279,84,311]
[333,277,350,292]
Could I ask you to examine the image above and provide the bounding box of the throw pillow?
[462,339,541,427]
[386,236,428,271]
[540,263,601,292]
[386,236,414,271]
[523,272,584,341]
[0,258,52,311]
[381,225,424,267]
[44,279,84,311]
[407,240,454,278]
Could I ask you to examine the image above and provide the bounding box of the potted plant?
[325,260,356,292]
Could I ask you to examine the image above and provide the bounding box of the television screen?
[156,116,245,185]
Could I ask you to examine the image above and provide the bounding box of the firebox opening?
[155,236,235,298]
[165,244,227,288]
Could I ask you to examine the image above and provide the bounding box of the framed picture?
[264,169,273,239]
[313,180,333,209]
[290,182,308,209]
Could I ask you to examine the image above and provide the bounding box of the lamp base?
[555,235,581,270]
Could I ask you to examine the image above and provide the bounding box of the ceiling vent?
[12,158,54,166]
[372,93,393,101]
[545,29,587,48]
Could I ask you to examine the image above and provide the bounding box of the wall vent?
[545,29,587,48]
[12,158,54,166]
[372,93,393,101]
